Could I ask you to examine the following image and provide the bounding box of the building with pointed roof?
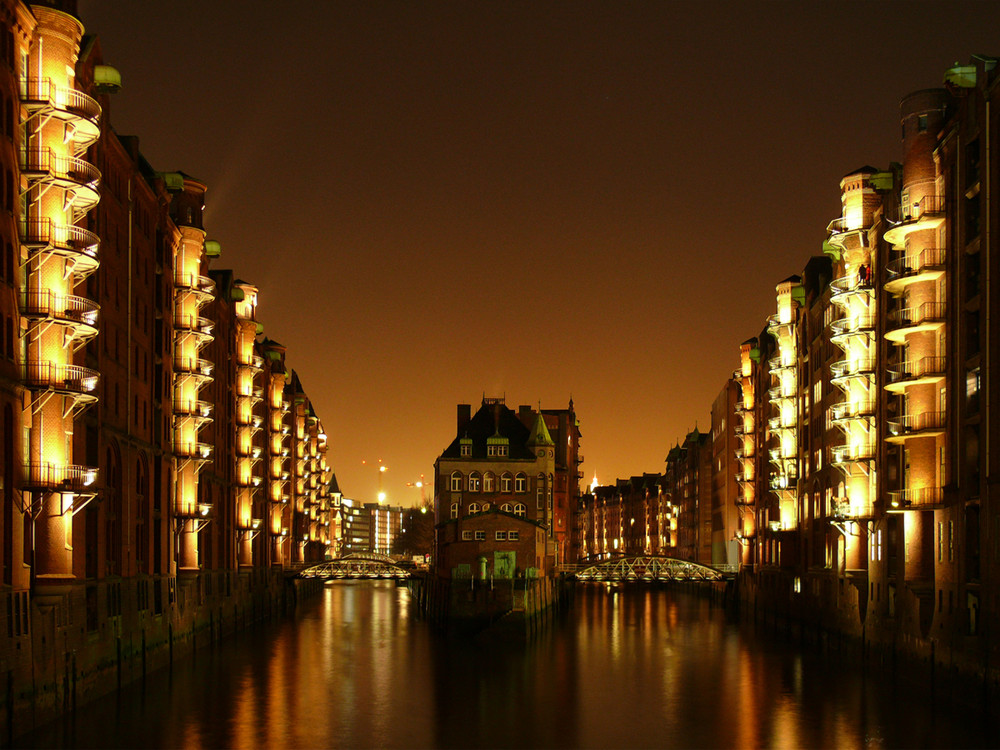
[433,396,581,578]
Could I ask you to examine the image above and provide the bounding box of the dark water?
[19,582,996,749]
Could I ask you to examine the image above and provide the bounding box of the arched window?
[514,473,527,493]
[500,472,513,493]
[468,473,481,492]
[501,503,512,514]
[450,471,463,492]
[514,504,526,517]
[481,502,490,512]
[536,474,546,509]
[450,502,459,519]
[469,502,480,514]
[483,472,495,493]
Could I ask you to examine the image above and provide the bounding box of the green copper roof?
[486,432,509,445]
[527,412,554,446]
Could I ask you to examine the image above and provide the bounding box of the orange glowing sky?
[77,0,1000,506]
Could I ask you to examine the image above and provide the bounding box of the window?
[460,443,471,457]
[536,475,546,509]
[483,472,495,492]
[462,530,473,541]
[515,473,527,493]
[481,503,490,512]
[514,504,525,517]
[469,502,480,514]
[500,473,513,493]
[509,530,519,541]
[450,472,462,492]
[469,473,481,492]
[495,531,507,541]
[501,503,512,514]
[450,503,459,520]
[474,530,485,541]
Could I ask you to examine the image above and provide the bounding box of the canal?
[20,581,995,748]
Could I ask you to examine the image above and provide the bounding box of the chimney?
[457,404,471,435]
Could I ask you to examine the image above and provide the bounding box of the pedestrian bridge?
[566,556,734,582]
[299,553,411,580]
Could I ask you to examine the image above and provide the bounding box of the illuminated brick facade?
[433,397,581,578]
[0,2,335,736]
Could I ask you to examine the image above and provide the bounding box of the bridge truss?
[572,556,729,582]
[299,553,410,580]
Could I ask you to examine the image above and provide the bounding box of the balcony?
[886,411,946,442]
[888,486,945,511]
[21,290,99,343]
[767,355,794,374]
[766,313,794,336]
[23,361,99,395]
[883,195,946,246]
[829,314,876,343]
[174,355,214,381]
[21,148,101,216]
[885,301,946,343]
[22,462,98,491]
[174,313,214,339]
[173,398,214,426]
[831,497,875,520]
[237,353,265,370]
[830,400,876,423]
[174,272,216,302]
[884,248,946,294]
[20,78,101,150]
[829,274,874,305]
[22,219,100,278]
[831,443,876,465]
[173,440,214,460]
[830,357,876,383]
[886,355,947,392]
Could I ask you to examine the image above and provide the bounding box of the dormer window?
[460,442,471,457]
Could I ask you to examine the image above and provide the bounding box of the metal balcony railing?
[888,486,944,510]
[887,355,947,384]
[174,272,216,297]
[830,357,876,380]
[887,411,946,437]
[21,148,100,190]
[887,301,947,329]
[20,78,101,138]
[23,462,98,491]
[21,289,99,328]
[830,400,876,421]
[22,219,99,269]
[23,361,99,393]
[174,314,214,336]
[886,248,946,280]
[174,356,214,378]
[831,443,877,464]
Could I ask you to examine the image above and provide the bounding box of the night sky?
[75,1,1000,507]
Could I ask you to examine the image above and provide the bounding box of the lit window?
[475,530,485,541]
[508,530,519,541]
[462,530,472,541]
[495,531,507,541]
[500,473,513,493]
[484,472,495,492]
[514,504,525,517]
[450,503,458,520]
[514,473,527,493]
[469,473,481,492]
[450,472,462,492]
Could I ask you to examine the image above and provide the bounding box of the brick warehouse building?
[0,1,334,736]
[433,397,581,578]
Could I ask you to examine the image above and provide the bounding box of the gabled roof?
[439,401,535,460]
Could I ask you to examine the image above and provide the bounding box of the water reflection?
[19,581,994,749]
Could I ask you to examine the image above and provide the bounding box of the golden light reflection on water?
[20,582,993,749]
